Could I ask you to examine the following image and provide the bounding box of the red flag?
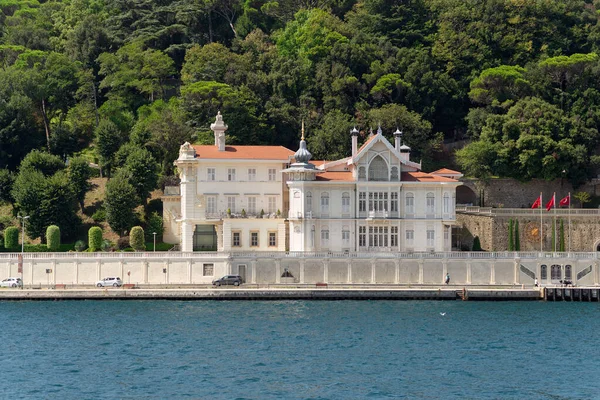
[545,193,555,211]
[559,194,570,207]
[531,195,541,209]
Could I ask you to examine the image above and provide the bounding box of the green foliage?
[145,211,163,241]
[104,172,137,236]
[559,219,565,252]
[88,226,102,252]
[551,218,556,252]
[472,236,482,252]
[46,225,60,251]
[0,169,15,203]
[68,156,92,210]
[119,148,159,205]
[19,150,65,176]
[129,226,145,251]
[74,239,86,252]
[95,119,124,177]
[101,239,113,252]
[508,219,514,251]
[4,226,19,249]
[91,208,106,223]
[514,220,520,251]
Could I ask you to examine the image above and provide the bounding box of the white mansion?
[163,112,462,253]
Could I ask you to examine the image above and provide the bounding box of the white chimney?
[393,128,402,152]
[351,126,359,157]
[210,111,227,151]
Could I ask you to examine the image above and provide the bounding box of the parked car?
[96,277,123,287]
[0,277,22,288]
[212,275,242,286]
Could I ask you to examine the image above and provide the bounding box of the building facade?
[163,113,462,253]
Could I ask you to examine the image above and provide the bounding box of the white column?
[74,261,79,285]
[514,259,520,285]
[490,261,496,284]
[181,221,194,252]
[371,260,376,283]
[442,259,447,285]
[143,261,148,284]
[418,260,424,284]
[595,261,599,285]
[188,260,193,283]
[299,260,305,283]
[347,261,352,284]
[275,260,281,284]
[394,259,400,284]
[251,261,257,284]
[97,260,101,281]
[466,261,472,284]
[323,260,329,283]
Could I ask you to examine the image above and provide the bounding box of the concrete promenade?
[0,285,544,301]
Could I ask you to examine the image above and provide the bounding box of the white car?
[96,277,123,287]
[0,277,23,288]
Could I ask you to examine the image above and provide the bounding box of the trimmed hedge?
[4,226,19,250]
[88,227,103,251]
[46,225,61,251]
[130,226,146,251]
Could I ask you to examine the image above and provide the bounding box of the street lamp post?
[153,232,157,252]
[17,215,29,289]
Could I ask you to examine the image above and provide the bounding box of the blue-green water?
[1,301,599,399]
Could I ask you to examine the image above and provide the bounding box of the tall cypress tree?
[515,219,521,251]
[559,219,565,252]
[551,218,556,252]
[508,219,514,251]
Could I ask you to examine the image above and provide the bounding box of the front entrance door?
[238,264,247,283]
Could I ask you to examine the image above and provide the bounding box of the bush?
[74,240,86,252]
[4,226,19,249]
[117,237,130,250]
[91,208,106,222]
[46,225,61,251]
[130,226,145,251]
[472,236,482,251]
[101,239,114,252]
[88,226,103,251]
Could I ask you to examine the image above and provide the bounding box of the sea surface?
[0,300,598,399]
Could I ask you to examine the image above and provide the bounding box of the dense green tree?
[95,119,125,177]
[104,172,138,236]
[19,150,65,177]
[67,156,92,211]
[307,109,354,160]
[129,226,145,251]
[0,169,15,203]
[88,226,103,252]
[4,226,19,250]
[120,148,159,206]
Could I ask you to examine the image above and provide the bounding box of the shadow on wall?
[456,185,477,206]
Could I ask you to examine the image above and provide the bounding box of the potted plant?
[260,209,265,218]
[227,208,231,218]
[276,209,281,218]
[241,209,246,218]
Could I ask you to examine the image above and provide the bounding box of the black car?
[212,275,242,286]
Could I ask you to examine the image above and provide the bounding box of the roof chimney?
[393,128,402,152]
[210,111,227,151]
[351,126,359,157]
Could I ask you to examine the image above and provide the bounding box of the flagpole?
[553,192,556,253]
[540,192,543,253]
[568,192,571,253]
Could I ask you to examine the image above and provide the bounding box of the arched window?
[551,265,561,280]
[540,265,547,280]
[358,167,366,180]
[426,193,435,215]
[391,166,399,181]
[342,192,350,213]
[306,192,312,211]
[321,192,329,213]
[443,193,450,214]
[565,265,572,280]
[368,155,388,181]
[406,193,414,214]
[321,227,330,247]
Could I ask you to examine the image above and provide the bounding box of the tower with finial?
[210,111,227,151]
[351,126,359,158]
[282,119,319,181]
[393,128,402,152]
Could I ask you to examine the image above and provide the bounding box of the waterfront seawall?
[0,251,598,288]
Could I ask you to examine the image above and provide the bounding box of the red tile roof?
[431,168,462,175]
[402,172,459,182]
[192,145,295,160]
[315,171,354,181]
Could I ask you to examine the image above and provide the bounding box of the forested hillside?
[2,0,600,243]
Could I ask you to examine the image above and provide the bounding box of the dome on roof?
[350,126,359,136]
[394,128,402,136]
[294,138,312,163]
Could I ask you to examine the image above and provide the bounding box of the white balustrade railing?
[456,206,600,217]
[1,251,598,261]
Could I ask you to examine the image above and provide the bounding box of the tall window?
[228,168,236,181]
[541,265,547,280]
[551,265,561,280]
[247,197,256,214]
[406,193,414,214]
[369,226,388,247]
[406,230,414,246]
[391,226,398,247]
[250,232,259,247]
[426,193,435,215]
[359,226,366,247]
[359,192,366,212]
[342,226,350,246]
[359,167,366,180]
[268,197,277,213]
[232,232,241,247]
[321,229,329,247]
[227,196,236,213]
[565,265,572,280]
[268,232,277,247]
[306,192,312,211]
[443,193,450,214]
[321,192,329,213]
[207,196,216,214]
[268,168,276,181]
[427,230,435,247]
[368,156,388,181]
[369,192,388,212]
[248,168,256,181]
[342,192,350,213]
[391,192,398,212]
[207,168,215,181]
